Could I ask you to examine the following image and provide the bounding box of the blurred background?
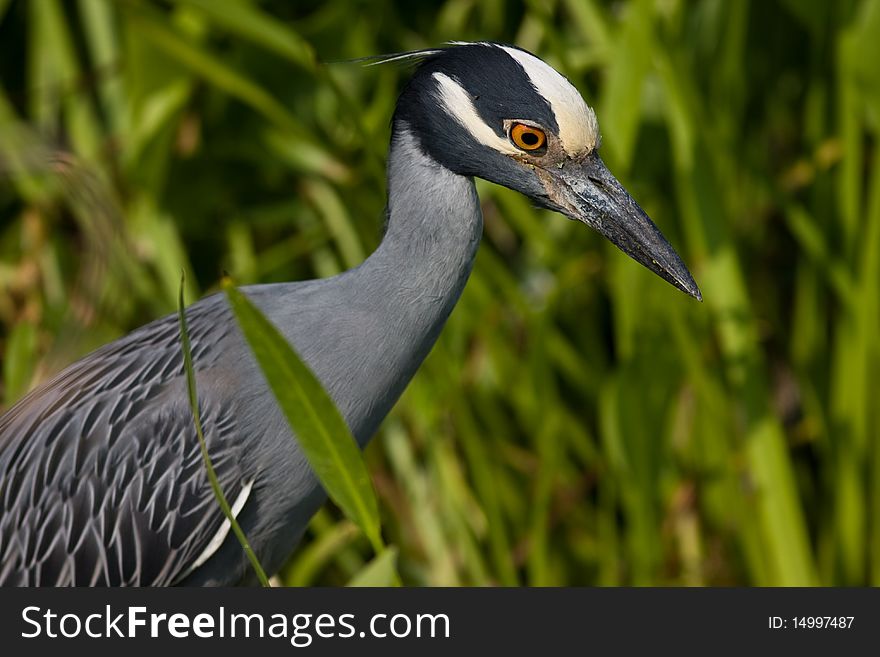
[0,0,878,586]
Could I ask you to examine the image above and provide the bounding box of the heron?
[0,42,700,586]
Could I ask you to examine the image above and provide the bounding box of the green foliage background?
[1,0,879,586]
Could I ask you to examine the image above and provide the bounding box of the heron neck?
[370,125,483,294]
[365,123,482,343]
[341,125,482,438]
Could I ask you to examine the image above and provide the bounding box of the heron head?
[393,42,701,300]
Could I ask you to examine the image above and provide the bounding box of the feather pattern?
[0,298,248,586]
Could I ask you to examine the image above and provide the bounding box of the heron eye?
[510,124,546,151]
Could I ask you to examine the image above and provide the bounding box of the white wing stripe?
[185,479,254,575]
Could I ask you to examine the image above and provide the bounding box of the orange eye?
[510,123,546,151]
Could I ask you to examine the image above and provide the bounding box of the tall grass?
[0,0,878,586]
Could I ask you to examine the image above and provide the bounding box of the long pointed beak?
[542,153,701,301]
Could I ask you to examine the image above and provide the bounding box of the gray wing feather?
[0,296,249,586]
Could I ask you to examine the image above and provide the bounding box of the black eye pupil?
[521,132,539,145]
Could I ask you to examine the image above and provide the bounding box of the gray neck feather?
[281,125,483,443]
[352,126,482,430]
[368,125,482,303]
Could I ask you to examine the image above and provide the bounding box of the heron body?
[0,42,699,586]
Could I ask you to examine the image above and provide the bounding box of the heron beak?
[540,153,702,301]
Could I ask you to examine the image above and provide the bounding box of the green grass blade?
[123,3,300,134]
[169,0,316,71]
[283,520,360,586]
[347,547,399,587]
[221,279,384,554]
[2,321,37,406]
[597,0,653,172]
[177,274,270,587]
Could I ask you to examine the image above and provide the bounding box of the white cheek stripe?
[499,46,598,156]
[432,72,520,156]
